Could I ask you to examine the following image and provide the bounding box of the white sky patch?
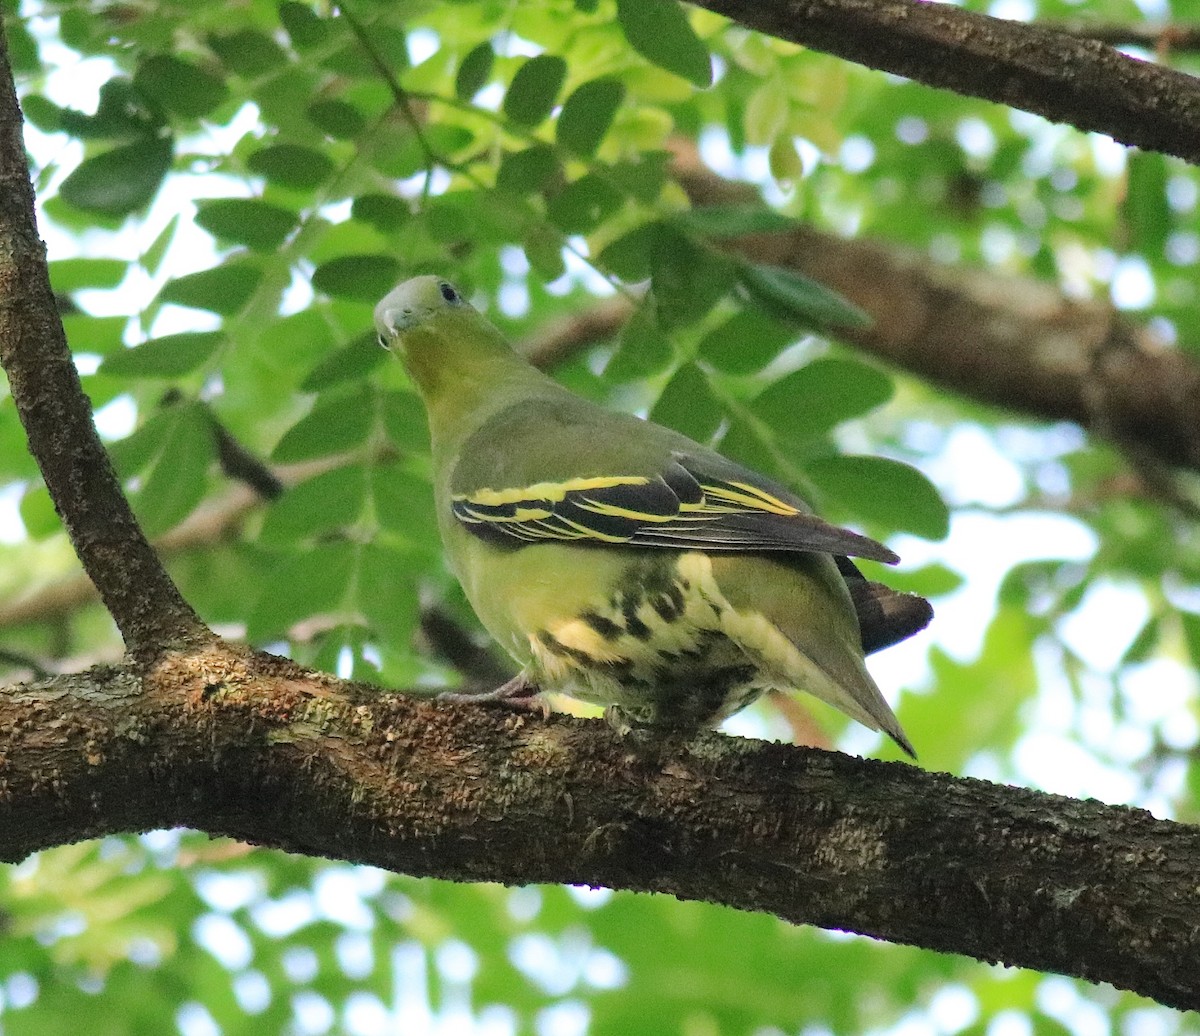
[1111,255,1155,309]
[955,118,996,161]
[886,511,1098,664]
[194,869,262,912]
[407,28,440,65]
[895,116,928,145]
[344,992,389,1036]
[193,913,254,970]
[498,279,530,318]
[922,424,1025,508]
[0,485,28,542]
[313,867,375,930]
[92,394,138,440]
[176,1003,221,1036]
[535,1001,589,1036]
[839,135,875,173]
[698,125,738,177]
[1057,579,1148,672]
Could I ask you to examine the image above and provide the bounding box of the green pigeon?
[374,275,932,755]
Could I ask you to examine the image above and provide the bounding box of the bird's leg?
[603,704,634,736]
[437,671,550,717]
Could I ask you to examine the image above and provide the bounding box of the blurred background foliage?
[1,0,1199,1031]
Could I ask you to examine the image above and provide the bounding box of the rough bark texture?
[691,0,1200,165]
[0,28,210,659]
[1,647,1197,1011]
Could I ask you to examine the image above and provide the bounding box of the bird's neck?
[401,319,563,465]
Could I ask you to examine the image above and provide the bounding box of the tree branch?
[2,647,1197,1011]
[0,23,211,659]
[1054,21,1200,52]
[691,0,1200,166]
[669,147,1200,477]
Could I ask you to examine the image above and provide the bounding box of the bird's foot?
[437,673,551,719]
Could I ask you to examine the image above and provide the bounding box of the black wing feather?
[452,453,897,563]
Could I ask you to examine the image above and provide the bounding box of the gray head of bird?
[374,275,468,348]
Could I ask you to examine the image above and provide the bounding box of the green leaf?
[1124,151,1169,259]
[650,363,723,443]
[209,29,288,76]
[159,259,263,315]
[609,151,671,203]
[503,54,567,127]
[272,387,375,462]
[247,143,335,190]
[616,0,712,88]
[456,41,494,100]
[1181,611,1200,671]
[351,194,411,231]
[140,215,178,274]
[598,221,659,282]
[312,255,402,301]
[737,262,871,330]
[306,98,365,139]
[557,78,624,157]
[523,226,567,282]
[195,198,297,251]
[806,455,949,540]
[19,94,64,133]
[63,314,127,356]
[49,258,128,293]
[676,205,801,238]
[650,227,736,329]
[370,465,437,543]
[301,333,388,392]
[247,542,356,642]
[752,357,894,443]
[496,144,559,195]
[18,485,59,540]
[1122,615,1160,666]
[279,2,330,49]
[60,78,158,140]
[134,55,228,118]
[606,303,674,382]
[59,136,172,216]
[134,402,216,536]
[873,562,964,598]
[358,543,421,649]
[547,174,624,235]
[101,332,224,378]
[260,465,367,546]
[698,309,796,375]
[381,390,430,454]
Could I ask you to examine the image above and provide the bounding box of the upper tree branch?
[2,648,1197,1011]
[691,0,1200,165]
[668,150,1200,477]
[0,23,211,658]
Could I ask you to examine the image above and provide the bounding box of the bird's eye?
[439,282,460,304]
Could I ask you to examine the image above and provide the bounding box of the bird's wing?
[451,452,897,563]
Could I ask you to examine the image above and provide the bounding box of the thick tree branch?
[669,150,1200,476]
[691,0,1200,166]
[0,23,211,659]
[1,647,1196,1011]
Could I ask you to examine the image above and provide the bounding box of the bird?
[374,275,932,756]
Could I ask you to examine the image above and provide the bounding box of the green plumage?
[374,276,931,755]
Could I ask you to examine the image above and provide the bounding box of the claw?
[437,672,550,718]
